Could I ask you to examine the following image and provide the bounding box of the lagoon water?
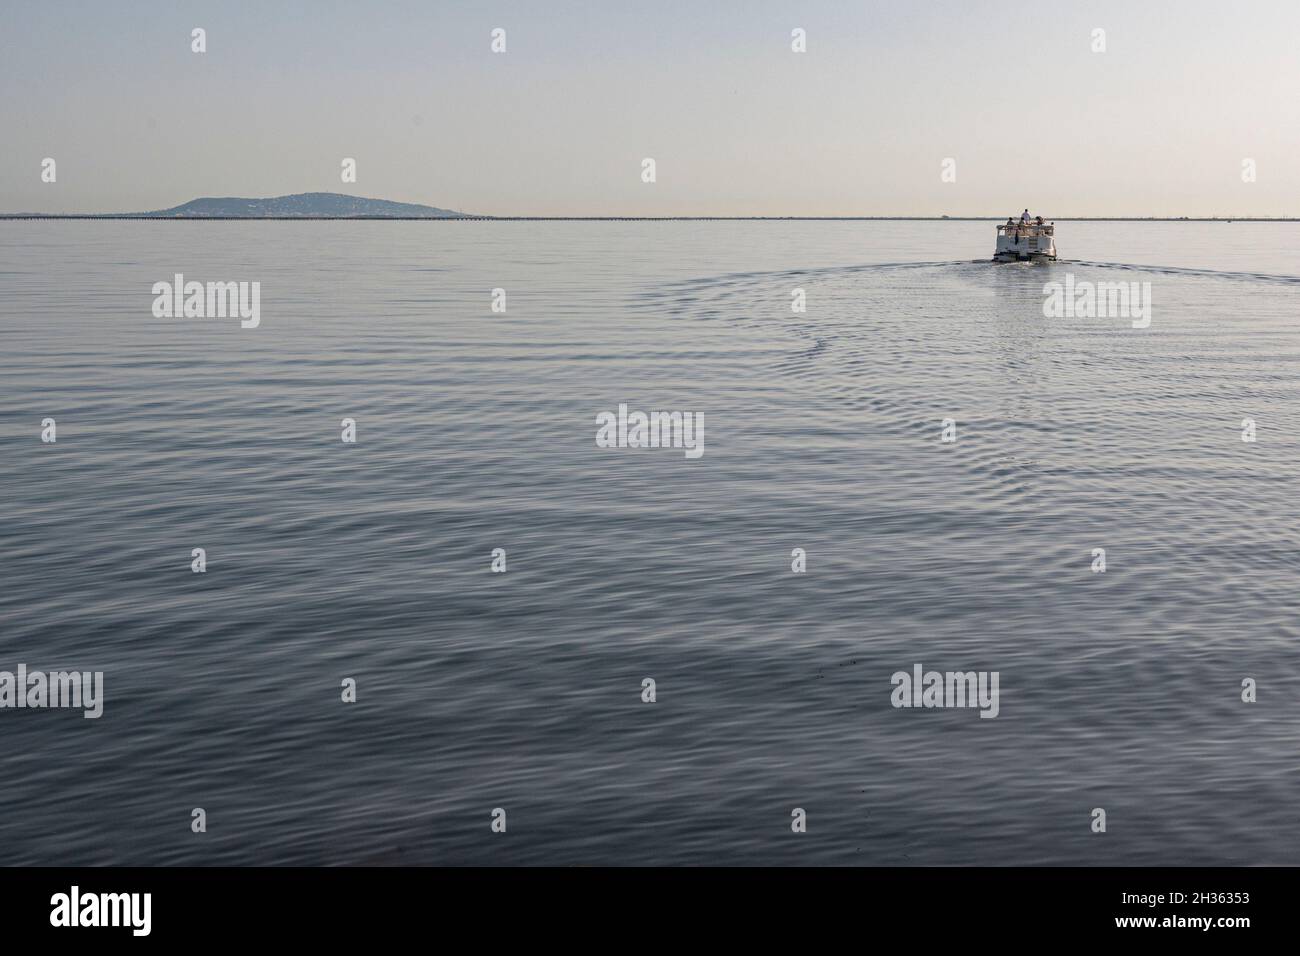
[2,220,1299,865]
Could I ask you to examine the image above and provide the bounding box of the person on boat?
[1021,209,1032,222]
[1035,215,1044,227]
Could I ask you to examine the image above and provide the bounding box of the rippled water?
[1,221,1298,865]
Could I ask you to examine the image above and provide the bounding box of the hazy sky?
[4,0,1299,216]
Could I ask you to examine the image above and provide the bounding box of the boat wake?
[630,251,1299,511]
[1063,260,1300,285]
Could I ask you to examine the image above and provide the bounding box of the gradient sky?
[3,0,1299,216]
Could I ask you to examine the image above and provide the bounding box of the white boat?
[994,221,1057,262]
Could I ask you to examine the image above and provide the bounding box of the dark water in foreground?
[2,221,1298,865]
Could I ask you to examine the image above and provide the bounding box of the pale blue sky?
[3,0,1298,215]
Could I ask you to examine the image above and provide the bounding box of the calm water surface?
[2,221,1298,864]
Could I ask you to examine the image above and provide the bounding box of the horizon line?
[4,215,1300,222]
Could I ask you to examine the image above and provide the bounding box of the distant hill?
[134,192,470,218]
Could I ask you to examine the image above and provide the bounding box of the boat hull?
[993,250,1057,263]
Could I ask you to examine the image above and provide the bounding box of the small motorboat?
[994,221,1057,262]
